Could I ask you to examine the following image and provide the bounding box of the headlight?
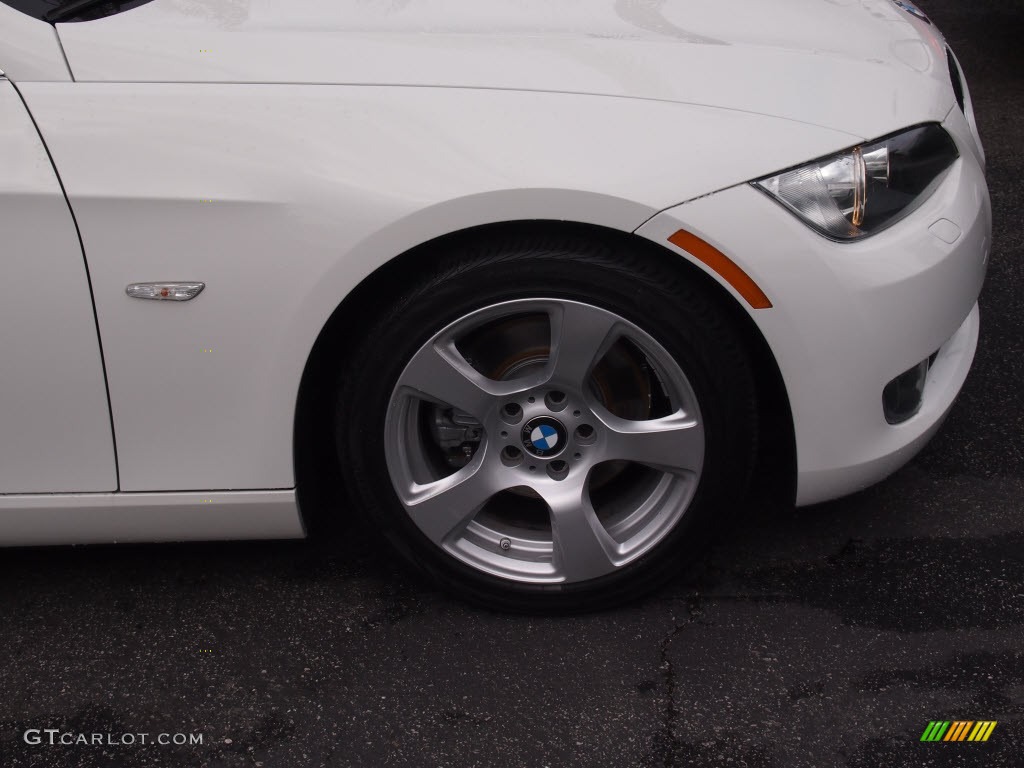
[753,124,959,241]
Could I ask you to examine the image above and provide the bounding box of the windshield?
[2,0,156,23]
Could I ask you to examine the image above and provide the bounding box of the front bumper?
[636,110,991,505]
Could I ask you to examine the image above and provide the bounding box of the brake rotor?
[439,312,659,496]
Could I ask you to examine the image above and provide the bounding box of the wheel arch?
[294,220,796,537]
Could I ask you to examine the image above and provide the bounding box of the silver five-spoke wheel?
[385,299,705,585]
[335,232,756,610]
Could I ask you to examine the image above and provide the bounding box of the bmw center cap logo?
[522,417,568,458]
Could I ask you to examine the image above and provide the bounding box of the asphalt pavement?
[1,1,1022,766]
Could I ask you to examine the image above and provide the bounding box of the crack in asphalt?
[654,594,705,767]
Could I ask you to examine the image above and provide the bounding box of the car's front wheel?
[336,230,757,611]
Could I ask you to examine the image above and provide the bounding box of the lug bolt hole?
[501,403,523,425]
[575,424,596,445]
[547,460,570,481]
[573,410,581,417]
[500,430,509,439]
[527,396,536,404]
[545,390,568,412]
[501,446,523,467]
[574,452,582,460]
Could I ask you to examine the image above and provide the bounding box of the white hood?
[55,0,956,139]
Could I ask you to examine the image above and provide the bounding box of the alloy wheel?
[384,298,705,584]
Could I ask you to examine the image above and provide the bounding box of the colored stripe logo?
[920,721,997,742]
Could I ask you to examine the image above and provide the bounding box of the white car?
[0,0,989,609]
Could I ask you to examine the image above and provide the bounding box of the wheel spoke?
[599,410,704,474]
[539,480,620,582]
[400,455,501,545]
[397,340,496,420]
[547,302,621,386]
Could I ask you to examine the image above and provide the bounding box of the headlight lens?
[753,124,959,241]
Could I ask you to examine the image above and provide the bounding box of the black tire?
[335,229,758,612]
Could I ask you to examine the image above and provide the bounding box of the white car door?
[0,75,117,493]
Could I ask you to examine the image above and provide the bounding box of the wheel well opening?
[294,220,796,538]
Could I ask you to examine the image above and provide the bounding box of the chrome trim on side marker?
[126,282,205,301]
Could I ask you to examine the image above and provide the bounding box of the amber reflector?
[668,230,772,309]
